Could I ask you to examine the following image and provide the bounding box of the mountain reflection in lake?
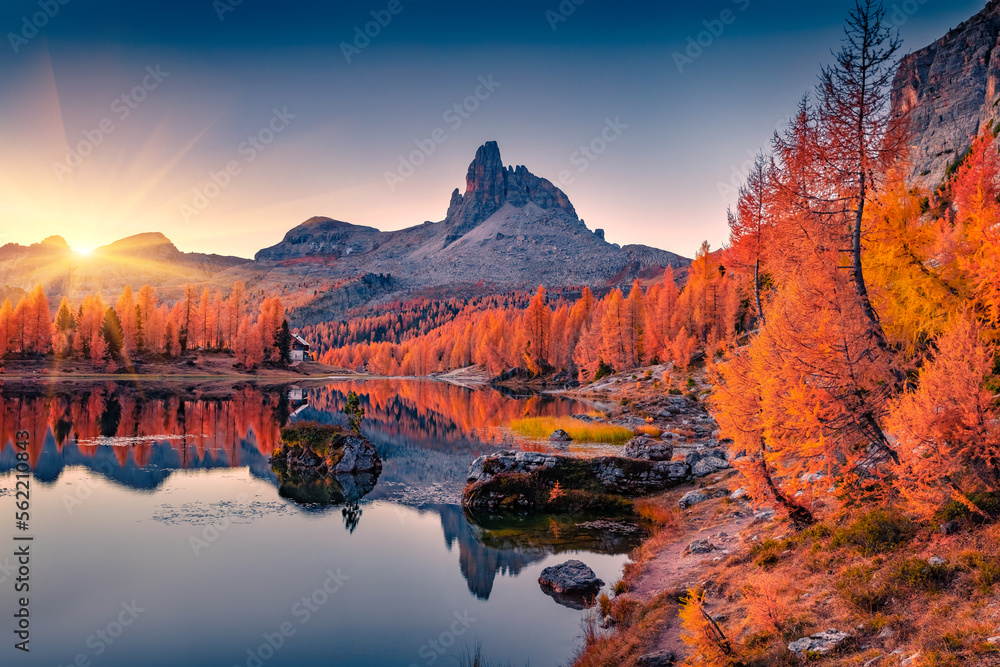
[0,380,644,667]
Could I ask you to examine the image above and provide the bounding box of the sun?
[74,246,95,255]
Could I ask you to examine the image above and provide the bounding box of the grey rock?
[538,560,604,594]
[636,650,676,666]
[549,429,572,442]
[678,487,727,509]
[788,629,852,656]
[940,520,960,535]
[901,653,922,666]
[685,539,717,555]
[692,456,730,477]
[623,435,674,462]
[730,488,748,501]
[928,556,946,567]
[751,510,776,525]
[678,490,709,509]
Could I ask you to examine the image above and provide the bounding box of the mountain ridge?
[1,142,690,321]
[891,0,1000,186]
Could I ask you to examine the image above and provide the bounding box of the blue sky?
[0,0,986,258]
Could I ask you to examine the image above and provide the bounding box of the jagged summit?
[444,141,577,239]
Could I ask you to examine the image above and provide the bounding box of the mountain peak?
[444,141,577,238]
[96,232,178,256]
[38,235,71,250]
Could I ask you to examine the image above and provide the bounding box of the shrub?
[937,491,1000,524]
[974,556,1000,592]
[836,565,892,614]
[686,377,696,388]
[889,558,951,591]
[598,593,612,617]
[635,498,678,527]
[749,539,784,570]
[594,361,614,381]
[832,509,914,556]
[668,388,683,395]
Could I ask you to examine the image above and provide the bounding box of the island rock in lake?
[271,422,382,475]
[270,422,382,506]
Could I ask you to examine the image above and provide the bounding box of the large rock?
[550,429,572,443]
[678,488,728,509]
[270,423,382,475]
[463,451,691,514]
[636,650,676,666]
[538,559,604,594]
[692,456,731,477]
[623,435,674,462]
[788,629,852,656]
[892,1,1000,187]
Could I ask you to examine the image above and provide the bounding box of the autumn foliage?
[710,0,1000,524]
[0,280,291,372]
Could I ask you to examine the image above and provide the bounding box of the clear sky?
[0,0,987,259]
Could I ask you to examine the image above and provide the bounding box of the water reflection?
[0,380,640,607]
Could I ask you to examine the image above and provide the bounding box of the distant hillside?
[892,0,1000,187]
[0,233,248,303]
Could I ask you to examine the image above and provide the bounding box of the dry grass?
[574,593,676,667]
[635,497,681,528]
[634,424,663,438]
[509,416,634,444]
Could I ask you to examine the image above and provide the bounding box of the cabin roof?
[291,333,310,348]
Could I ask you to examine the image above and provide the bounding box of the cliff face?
[443,141,577,240]
[892,0,1000,187]
[246,141,688,319]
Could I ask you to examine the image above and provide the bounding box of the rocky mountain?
[0,232,247,303]
[3,142,688,320]
[892,0,1000,187]
[249,141,688,303]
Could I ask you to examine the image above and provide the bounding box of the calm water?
[0,381,642,667]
